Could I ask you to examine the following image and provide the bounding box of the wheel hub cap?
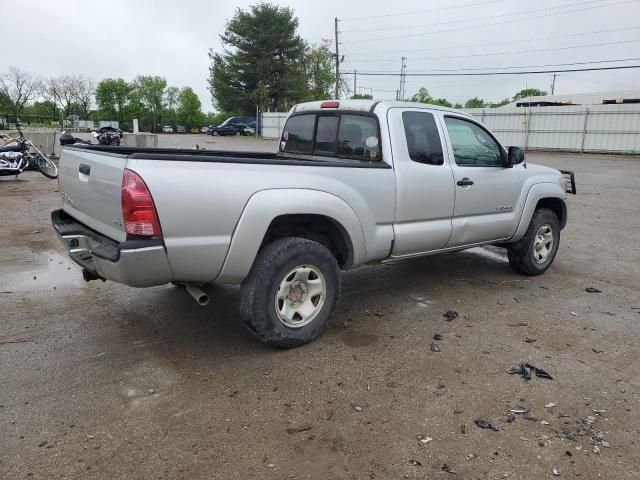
[275,265,326,328]
[532,224,554,264]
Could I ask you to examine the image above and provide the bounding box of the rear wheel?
[30,153,58,179]
[240,237,340,348]
[508,208,560,275]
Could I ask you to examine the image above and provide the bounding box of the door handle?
[457,177,474,187]
[79,164,91,175]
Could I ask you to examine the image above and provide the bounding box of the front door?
[441,115,522,247]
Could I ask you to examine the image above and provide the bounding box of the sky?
[5,0,640,111]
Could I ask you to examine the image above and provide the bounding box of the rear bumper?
[51,209,172,287]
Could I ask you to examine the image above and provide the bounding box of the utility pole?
[399,57,407,101]
[354,70,357,97]
[334,17,340,99]
[550,73,558,95]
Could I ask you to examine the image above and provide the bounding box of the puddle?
[465,247,508,263]
[0,251,84,292]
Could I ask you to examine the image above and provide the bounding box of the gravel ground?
[1,145,639,479]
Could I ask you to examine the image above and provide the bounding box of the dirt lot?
[1,145,639,479]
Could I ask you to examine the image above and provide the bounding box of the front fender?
[215,189,366,283]
[509,182,566,242]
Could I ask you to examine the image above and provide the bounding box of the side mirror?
[507,146,525,167]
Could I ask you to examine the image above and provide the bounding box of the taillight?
[121,169,162,236]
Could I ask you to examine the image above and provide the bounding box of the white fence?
[261,105,640,154]
[462,104,640,154]
[261,112,289,139]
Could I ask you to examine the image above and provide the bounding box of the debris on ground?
[443,310,458,321]
[545,402,557,409]
[409,459,423,466]
[416,434,432,444]
[507,362,553,380]
[553,467,560,476]
[524,336,537,343]
[592,347,604,354]
[523,412,538,422]
[286,423,312,434]
[433,334,444,341]
[430,342,441,352]
[441,463,456,474]
[507,322,528,327]
[474,419,499,431]
[502,414,516,423]
[510,406,530,414]
[585,287,602,293]
[351,404,363,412]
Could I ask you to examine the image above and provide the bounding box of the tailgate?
[58,147,128,242]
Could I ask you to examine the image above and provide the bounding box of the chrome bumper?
[51,209,172,287]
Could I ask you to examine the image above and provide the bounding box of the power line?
[340,0,507,22]
[342,64,640,77]
[342,0,639,44]
[350,57,640,74]
[349,39,640,63]
[342,0,607,33]
[345,26,640,57]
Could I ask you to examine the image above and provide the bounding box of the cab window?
[444,116,503,167]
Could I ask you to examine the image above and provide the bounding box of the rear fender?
[215,189,366,283]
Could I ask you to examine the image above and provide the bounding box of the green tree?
[305,40,336,101]
[490,98,511,108]
[177,87,203,128]
[351,94,373,99]
[95,78,131,123]
[208,3,308,114]
[408,87,452,107]
[132,75,167,132]
[513,88,547,101]
[464,97,485,108]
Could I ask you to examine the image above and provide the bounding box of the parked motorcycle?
[0,123,58,179]
[59,126,123,148]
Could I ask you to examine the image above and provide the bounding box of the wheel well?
[536,197,567,229]
[261,214,354,268]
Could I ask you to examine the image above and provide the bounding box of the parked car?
[52,99,575,348]
[209,122,247,136]
[200,126,209,134]
[162,126,173,133]
[176,125,187,133]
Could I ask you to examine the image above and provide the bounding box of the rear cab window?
[280,113,382,162]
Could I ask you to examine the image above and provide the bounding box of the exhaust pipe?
[185,283,209,306]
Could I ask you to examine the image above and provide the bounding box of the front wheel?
[240,237,341,348]
[31,153,58,179]
[507,208,560,275]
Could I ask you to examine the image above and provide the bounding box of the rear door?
[58,147,128,242]
[440,115,522,247]
[388,108,455,256]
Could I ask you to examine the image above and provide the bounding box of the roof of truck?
[291,99,472,118]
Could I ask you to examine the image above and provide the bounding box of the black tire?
[31,153,58,179]
[240,237,341,348]
[507,208,560,275]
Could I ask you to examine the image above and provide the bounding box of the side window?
[444,116,503,167]
[281,114,315,154]
[337,115,381,162]
[314,116,339,154]
[402,111,444,165]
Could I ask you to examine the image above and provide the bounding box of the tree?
[208,3,308,114]
[133,75,167,132]
[56,76,77,119]
[95,78,131,123]
[351,94,373,99]
[464,97,485,108]
[407,87,452,107]
[305,40,335,101]
[0,66,42,116]
[177,87,203,128]
[513,88,547,101]
[70,75,95,118]
[490,98,511,108]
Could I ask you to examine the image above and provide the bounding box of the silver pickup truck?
[52,100,575,347]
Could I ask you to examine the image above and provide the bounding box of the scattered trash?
[524,337,537,343]
[592,348,604,354]
[38,440,48,447]
[266,463,276,468]
[443,310,458,321]
[351,404,363,412]
[592,408,606,414]
[453,408,464,415]
[570,312,578,317]
[523,412,538,422]
[502,414,516,423]
[286,423,312,434]
[409,459,423,466]
[592,446,600,454]
[460,424,466,434]
[553,468,560,476]
[416,434,432,444]
[466,453,476,460]
[430,342,441,352]
[433,334,444,341]
[545,402,557,409]
[441,464,456,474]
[474,419,499,431]
[510,406,529,414]
[507,322,528,327]
[585,287,602,293]
[507,363,553,380]
[541,420,550,425]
